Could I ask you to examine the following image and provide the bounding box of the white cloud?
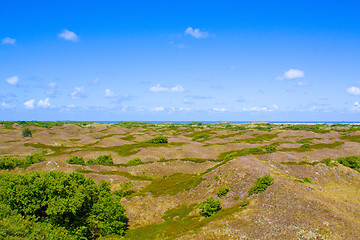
[58,29,79,42]
[59,104,76,112]
[297,81,309,86]
[46,82,57,96]
[212,107,227,112]
[38,98,51,108]
[179,107,191,111]
[151,107,164,112]
[5,75,19,85]
[149,84,184,93]
[104,89,116,98]
[71,87,86,99]
[276,69,304,80]
[353,102,360,111]
[242,106,272,112]
[185,27,210,39]
[347,86,360,95]
[273,104,279,110]
[1,102,15,109]
[2,37,16,45]
[24,99,35,109]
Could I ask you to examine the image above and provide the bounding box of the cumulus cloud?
[2,37,16,45]
[151,107,164,112]
[149,84,184,93]
[5,75,19,85]
[38,98,51,108]
[241,106,274,112]
[297,81,309,86]
[24,99,35,109]
[46,82,57,96]
[353,102,360,111]
[1,102,15,109]
[276,69,305,80]
[347,86,360,95]
[58,29,79,42]
[104,89,116,98]
[185,27,210,39]
[212,107,227,112]
[71,87,86,99]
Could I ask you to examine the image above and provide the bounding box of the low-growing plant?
[198,197,221,217]
[113,182,134,198]
[265,145,277,153]
[337,156,360,172]
[303,177,312,183]
[248,175,274,196]
[300,143,311,149]
[239,200,250,207]
[25,151,47,164]
[66,156,85,165]
[22,128,32,137]
[224,152,237,160]
[87,155,114,165]
[192,133,210,141]
[126,157,142,166]
[146,136,168,144]
[217,187,230,197]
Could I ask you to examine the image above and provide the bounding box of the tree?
[198,197,221,217]
[22,128,32,137]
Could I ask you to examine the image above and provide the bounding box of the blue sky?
[1,0,360,121]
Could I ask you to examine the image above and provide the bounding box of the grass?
[280,158,338,167]
[122,201,249,240]
[340,134,360,143]
[75,169,153,181]
[280,141,344,152]
[141,173,204,197]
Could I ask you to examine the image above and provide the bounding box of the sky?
[1,0,360,121]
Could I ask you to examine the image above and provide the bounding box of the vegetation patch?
[248,175,274,196]
[339,134,360,143]
[145,136,168,144]
[192,133,210,141]
[141,173,204,197]
[125,157,143,166]
[198,197,222,217]
[75,169,153,181]
[87,155,114,165]
[66,156,85,165]
[0,171,127,239]
[217,186,230,197]
[337,156,360,172]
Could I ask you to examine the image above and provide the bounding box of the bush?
[198,197,221,217]
[192,133,210,141]
[25,151,47,164]
[66,156,85,165]
[126,157,142,166]
[265,146,277,153]
[239,200,250,207]
[224,152,237,160]
[300,143,311,149]
[87,155,114,165]
[0,157,22,170]
[22,128,32,137]
[0,171,128,238]
[217,187,230,197]
[337,156,360,172]
[248,175,274,196]
[303,177,312,183]
[147,136,168,144]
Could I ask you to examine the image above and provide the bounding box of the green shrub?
[0,157,22,170]
[303,177,312,183]
[198,197,221,217]
[0,171,127,238]
[239,200,250,207]
[300,143,311,149]
[224,152,237,160]
[337,156,360,172]
[87,155,114,165]
[25,151,47,164]
[192,133,210,141]
[113,182,134,198]
[265,146,277,153]
[147,136,168,144]
[248,175,274,196]
[22,128,32,137]
[217,187,230,197]
[126,157,142,166]
[66,156,85,165]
